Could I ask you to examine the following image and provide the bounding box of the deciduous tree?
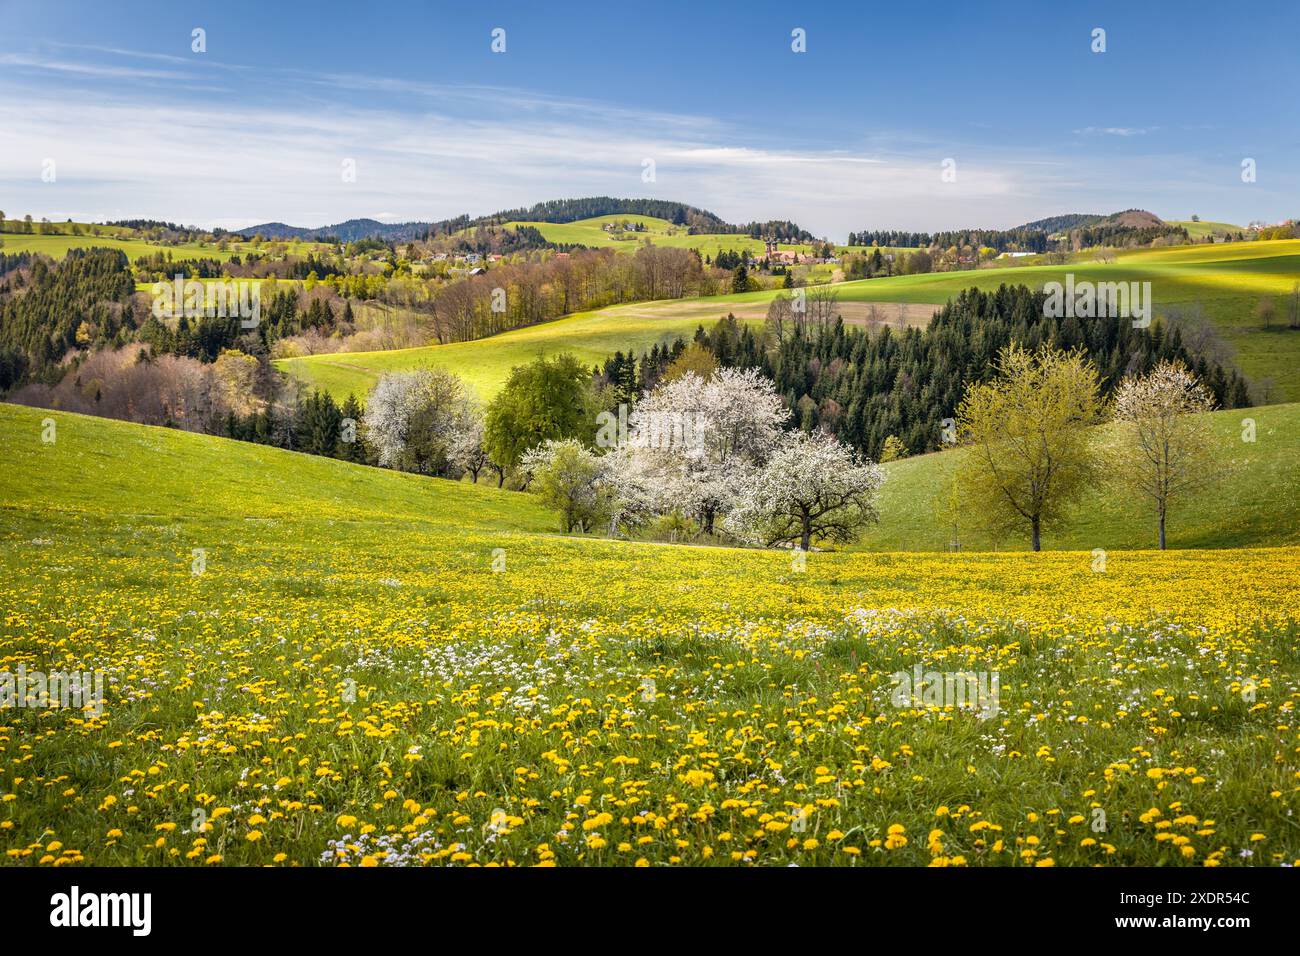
[726,430,884,551]
[362,368,477,477]
[522,439,617,534]
[1110,360,1216,549]
[484,353,603,478]
[956,345,1103,551]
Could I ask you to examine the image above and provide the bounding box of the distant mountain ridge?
[235,218,434,242]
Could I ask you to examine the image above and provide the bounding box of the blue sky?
[1,0,1296,239]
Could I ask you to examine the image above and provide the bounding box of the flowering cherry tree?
[618,368,788,533]
[1111,360,1216,549]
[362,368,478,477]
[726,430,885,551]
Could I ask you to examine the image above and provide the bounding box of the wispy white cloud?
[48,42,198,65]
[1072,126,1156,137]
[0,52,188,80]
[0,49,1220,237]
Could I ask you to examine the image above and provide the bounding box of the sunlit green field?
[1,403,1297,867]
[0,231,237,263]
[1169,220,1244,238]
[866,402,1300,552]
[0,221,330,263]
[275,297,758,401]
[280,240,1300,402]
[505,214,816,259]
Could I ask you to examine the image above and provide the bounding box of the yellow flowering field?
[1,406,1298,867]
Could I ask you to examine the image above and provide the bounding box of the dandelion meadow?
[2,405,1296,868]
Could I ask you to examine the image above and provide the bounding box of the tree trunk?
[800,513,812,552]
[1158,512,1166,550]
[1031,517,1041,552]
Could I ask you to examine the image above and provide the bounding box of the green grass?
[0,220,331,263]
[1169,220,1243,238]
[0,402,550,534]
[1,402,1297,867]
[0,220,139,239]
[280,239,1300,403]
[0,230,239,263]
[275,297,754,400]
[866,402,1300,552]
[816,239,1300,400]
[505,215,816,259]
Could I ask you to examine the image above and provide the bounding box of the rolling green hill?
[504,214,816,259]
[0,219,329,262]
[865,402,1300,552]
[0,229,238,262]
[279,239,1300,403]
[0,402,552,541]
[274,296,763,400]
[3,399,1295,558]
[1169,219,1244,238]
[4,397,1298,868]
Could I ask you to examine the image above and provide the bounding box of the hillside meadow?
[0,230,237,263]
[866,402,1300,552]
[275,296,770,401]
[1169,220,1244,239]
[1,402,1297,867]
[502,214,818,259]
[0,220,330,263]
[278,239,1300,403]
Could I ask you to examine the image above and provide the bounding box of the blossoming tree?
[726,430,885,551]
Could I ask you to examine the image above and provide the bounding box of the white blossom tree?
[725,430,885,551]
[600,445,669,532]
[1111,360,1217,549]
[617,368,788,534]
[362,368,479,477]
[451,412,490,483]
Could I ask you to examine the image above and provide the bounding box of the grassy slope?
[867,402,1300,552]
[280,239,1300,403]
[0,403,553,538]
[6,395,1293,558]
[820,239,1300,400]
[505,214,816,258]
[1169,220,1243,238]
[3,405,1299,867]
[275,297,747,401]
[0,221,331,262]
[0,231,238,262]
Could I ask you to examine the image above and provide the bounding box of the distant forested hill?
[237,197,815,243]
[1011,213,1105,233]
